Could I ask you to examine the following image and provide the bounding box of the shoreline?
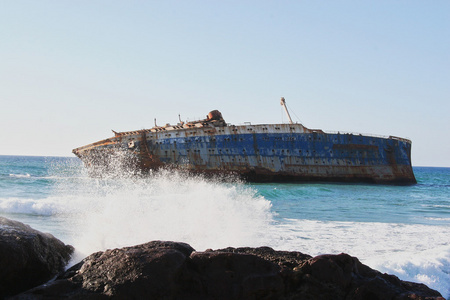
[1,217,445,299]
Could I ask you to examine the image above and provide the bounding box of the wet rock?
[12,242,444,300]
[290,253,444,300]
[189,251,284,299]
[0,217,74,298]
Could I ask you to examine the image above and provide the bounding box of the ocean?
[0,155,449,298]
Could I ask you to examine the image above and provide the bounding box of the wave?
[9,173,31,178]
[429,205,450,209]
[0,197,61,216]
[264,219,450,298]
[7,174,76,180]
[1,170,273,256]
[69,172,273,255]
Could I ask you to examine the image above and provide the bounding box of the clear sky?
[0,1,449,167]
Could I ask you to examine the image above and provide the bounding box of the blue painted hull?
[142,132,414,184]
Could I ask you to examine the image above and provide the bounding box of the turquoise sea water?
[1,155,449,298]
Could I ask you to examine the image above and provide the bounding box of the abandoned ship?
[72,98,416,184]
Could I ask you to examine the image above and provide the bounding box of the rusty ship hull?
[73,110,416,184]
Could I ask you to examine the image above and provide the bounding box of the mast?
[280,97,293,124]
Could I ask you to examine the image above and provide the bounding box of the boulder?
[12,241,443,299]
[0,217,74,298]
[290,253,444,300]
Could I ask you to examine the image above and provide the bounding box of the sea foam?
[50,170,274,258]
[9,173,31,178]
[0,197,59,216]
[265,218,450,298]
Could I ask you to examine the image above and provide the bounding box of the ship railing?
[387,135,412,144]
[323,130,412,143]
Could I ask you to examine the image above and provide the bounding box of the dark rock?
[12,242,444,300]
[0,217,74,298]
[189,251,284,299]
[211,246,312,269]
[11,241,196,299]
[291,253,444,300]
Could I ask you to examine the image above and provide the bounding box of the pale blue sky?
[0,1,449,167]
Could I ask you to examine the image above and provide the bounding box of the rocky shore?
[0,217,73,298]
[1,217,444,299]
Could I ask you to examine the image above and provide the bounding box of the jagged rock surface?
[0,217,74,298]
[12,241,443,300]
